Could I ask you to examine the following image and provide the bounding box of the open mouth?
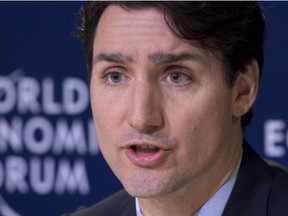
[131,145,160,154]
[125,143,167,166]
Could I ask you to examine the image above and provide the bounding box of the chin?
[121,176,180,199]
[125,186,165,199]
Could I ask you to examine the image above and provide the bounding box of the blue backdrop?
[0,2,287,216]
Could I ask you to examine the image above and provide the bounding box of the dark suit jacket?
[66,142,288,216]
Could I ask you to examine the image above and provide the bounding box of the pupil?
[112,73,121,82]
[171,73,180,82]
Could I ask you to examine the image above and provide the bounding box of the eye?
[105,71,127,84]
[166,72,191,85]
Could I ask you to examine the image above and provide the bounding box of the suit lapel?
[119,194,137,216]
[222,142,273,216]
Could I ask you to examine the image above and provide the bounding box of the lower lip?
[124,148,168,167]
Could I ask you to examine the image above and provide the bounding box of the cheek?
[171,114,225,177]
[90,86,128,156]
[91,84,119,129]
[90,89,113,148]
[90,80,129,125]
[169,91,231,152]
[90,97,120,166]
[168,93,218,136]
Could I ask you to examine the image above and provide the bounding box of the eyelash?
[163,71,192,87]
[101,70,128,85]
[100,68,192,87]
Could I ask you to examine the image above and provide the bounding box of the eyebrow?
[93,52,134,65]
[148,51,203,64]
[93,51,203,65]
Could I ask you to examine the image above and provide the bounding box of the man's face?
[90,6,243,198]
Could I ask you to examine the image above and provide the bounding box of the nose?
[128,79,163,133]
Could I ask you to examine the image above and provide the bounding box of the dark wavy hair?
[78,1,265,128]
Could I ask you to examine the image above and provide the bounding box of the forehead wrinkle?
[147,51,204,65]
[93,52,134,65]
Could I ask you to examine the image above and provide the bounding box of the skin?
[90,5,259,216]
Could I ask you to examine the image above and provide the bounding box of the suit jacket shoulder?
[223,142,288,216]
[266,163,288,215]
[65,190,136,216]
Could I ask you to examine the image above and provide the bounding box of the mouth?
[131,144,160,154]
[124,142,168,167]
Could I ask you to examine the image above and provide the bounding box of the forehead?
[93,5,220,68]
[95,5,172,43]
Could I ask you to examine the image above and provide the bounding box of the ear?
[232,59,259,117]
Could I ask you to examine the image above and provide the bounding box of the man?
[67,2,288,216]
